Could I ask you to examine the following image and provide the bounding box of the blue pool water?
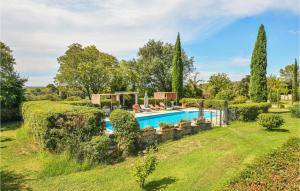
[105,111,215,131]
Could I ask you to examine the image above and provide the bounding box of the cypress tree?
[249,24,268,102]
[292,58,298,103]
[172,33,183,101]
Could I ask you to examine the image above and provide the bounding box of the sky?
[1,0,299,86]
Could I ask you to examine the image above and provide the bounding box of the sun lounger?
[140,105,152,112]
[155,104,164,110]
[149,104,159,110]
[159,102,173,110]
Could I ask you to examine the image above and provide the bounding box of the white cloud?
[288,30,300,35]
[230,56,250,66]
[1,0,299,86]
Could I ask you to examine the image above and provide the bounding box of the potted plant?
[159,123,174,132]
[193,117,206,125]
[142,126,156,136]
[178,119,191,129]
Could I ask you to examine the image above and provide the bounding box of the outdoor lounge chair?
[149,104,159,110]
[140,105,152,112]
[159,102,173,110]
[155,104,164,110]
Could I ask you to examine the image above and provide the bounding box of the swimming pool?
[105,110,215,131]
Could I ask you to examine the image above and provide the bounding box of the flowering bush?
[193,117,205,125]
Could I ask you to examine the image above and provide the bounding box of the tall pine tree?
[292,58,298,103]
[172,33,183,101]
[249,24,268,102]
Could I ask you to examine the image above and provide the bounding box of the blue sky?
[2,0,299,86]
[184,11,299,81]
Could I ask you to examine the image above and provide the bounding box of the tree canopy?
[0,41,27,108]
[55,44,117,99]
[172,33,184,100]
[292,59,299,102]
[249,24,268,102]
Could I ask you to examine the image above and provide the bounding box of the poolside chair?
[155,104,164,110]
[149,104,159,110]
[159,102,173,110]
[140,105,152,112]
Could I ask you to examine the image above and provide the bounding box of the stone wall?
[140,122,212,147]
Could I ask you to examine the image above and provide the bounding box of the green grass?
[1,110,299,191]
[224,137,300,191]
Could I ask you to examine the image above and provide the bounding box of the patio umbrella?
[144,91,149,107]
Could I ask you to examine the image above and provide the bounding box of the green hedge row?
[61,99,120,108]
[1,107,22,123]
[229,102,271,121]
[22,101,105,154]
[138,98,172,106]
[179,98,225,109]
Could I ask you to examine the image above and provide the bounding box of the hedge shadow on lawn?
[0,121,22,132]
[266,128,289,133]
[0,169,32,191]
[144,176,176,191]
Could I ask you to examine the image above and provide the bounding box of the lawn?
[1,109,299,191]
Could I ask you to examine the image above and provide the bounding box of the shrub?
[229,102,271,121]
[179,98,225,109]
[109,109,140,156]
[289,104,300,118]
[159,123,174,130]
[143,126,156,132]
[138,98,172,106]
[78,136,112,165]
[215,89,235,101]
[1,107,21,123]
[26,94,61,101]
[65,96,82,101]
[257,113,284,130]
[133,147,157,189]
[62,99,120,108]
[193,117,205,125]
[203,99,225,109]
[231,95,248,104]
[22,101,105,155]
[224,138,300,191]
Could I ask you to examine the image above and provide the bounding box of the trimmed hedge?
[22,101,105,154]
[78,135,112,164]
[138,98,172,106]
[229,102,271,121]
[179,98,225,109]
[109,109,140,156]
[1,107,22,123]
[257,113,284,129]
[61,99,120,108]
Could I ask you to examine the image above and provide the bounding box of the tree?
[0,42,27,108]
[280,64,295,88]
[133,147,157,189]
[249,24,268,102]
[207,73,232,98]
[292,59,299,103]
[55,44,117,99]
[234,75,250,98]
[172,33,184,100]
[267,75,285,107]
[0,42,27,122]
[128,39,193,95]
[184,72,203,98]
